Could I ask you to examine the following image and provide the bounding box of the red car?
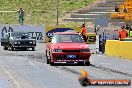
[46,32,91,66]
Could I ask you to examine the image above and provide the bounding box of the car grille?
[20,41,30,45]
[62,50,80,52]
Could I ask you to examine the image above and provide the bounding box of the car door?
[1,33,9,46]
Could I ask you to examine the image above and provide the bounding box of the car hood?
[10,37,36,41]
[51,43,89,50]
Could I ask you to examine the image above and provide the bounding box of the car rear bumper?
[51,52,91,62]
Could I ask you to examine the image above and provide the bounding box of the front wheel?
[77,62,84,66]
[47,59,49,64]
[10,46,14,51]
[9,44,14,51]
[46,50,49,64]
[3,46,8,50]
[32,47,35,51]
[50,62,54,66]
[85,62,90,66]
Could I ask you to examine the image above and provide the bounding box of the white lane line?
[1,66,21,88]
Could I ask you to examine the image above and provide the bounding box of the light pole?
[56,0,59,26]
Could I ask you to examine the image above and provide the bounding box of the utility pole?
[56,0,59,26]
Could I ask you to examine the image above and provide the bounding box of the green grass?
[0,0,94,26]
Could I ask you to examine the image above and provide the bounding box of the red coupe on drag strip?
[46,32,91,66]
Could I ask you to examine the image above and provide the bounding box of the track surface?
[0,43,131,88]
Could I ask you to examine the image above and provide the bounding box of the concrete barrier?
[105,40,132,60]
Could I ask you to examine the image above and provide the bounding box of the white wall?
[0,25,45,43]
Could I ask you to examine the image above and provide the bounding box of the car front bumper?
[50,52,91,62]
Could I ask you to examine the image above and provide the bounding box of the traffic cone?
[79,67,91,86]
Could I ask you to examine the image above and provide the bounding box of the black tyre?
[50,62,54,66]
[46,50,49,64]
[4,46,8,50]
[85,62,90,66]
[9,43,14,51]
[47,59,49,64]
[11,46,14,51]
[77,62,84,66]
[46,50,48,59]
[24,48,28,51]
[32,47,35,51]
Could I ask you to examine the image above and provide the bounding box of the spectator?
[123,6,128,13]
[125,24,131,30]
[95,25,100,34]
[118,26,128,40]
[115,6,119,12]
[125,24,132,37]
[17,8,24,25]
[81,24,87,42]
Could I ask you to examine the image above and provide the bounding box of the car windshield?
[52,34,84,43]
[11,32,29,38]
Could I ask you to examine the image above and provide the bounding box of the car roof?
[54,32,80,34]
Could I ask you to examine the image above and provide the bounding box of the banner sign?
[0,25,45,43]
[46,28,74,38]
[86,33,96,44]
[46,26,96,44]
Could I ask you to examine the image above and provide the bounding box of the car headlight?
[80,49,90,52]
[53,49,62,52]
